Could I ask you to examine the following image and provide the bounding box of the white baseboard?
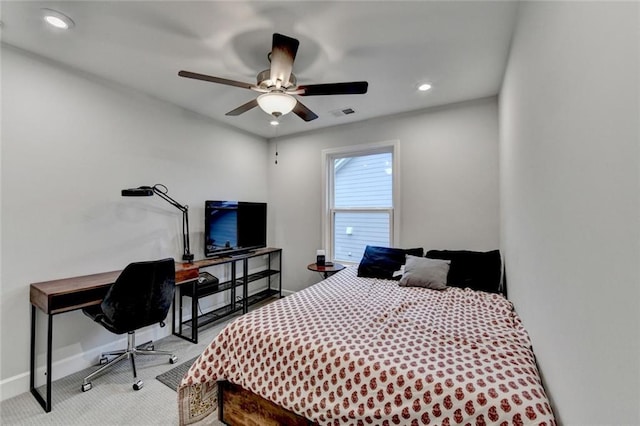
[0,326,168,402]
[281,289,296,297]
[0,372,30,402]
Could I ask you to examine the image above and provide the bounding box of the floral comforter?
[178,266,555,425]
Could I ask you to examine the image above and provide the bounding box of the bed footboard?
[218,381,315,426]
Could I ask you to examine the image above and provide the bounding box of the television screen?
[205,201,267,257]
[237,202,267,250]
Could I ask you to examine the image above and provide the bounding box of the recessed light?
[418,83,432,92]
[270,120,280,126]
[42,9,74,30]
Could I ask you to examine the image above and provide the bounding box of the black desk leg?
[231,263,236,313]
[172,288,182,337]
[242,259,249,314]
[172,283,198,344]
[267,254,272,296]
[277,252,283,298]
[30,305,52,412]
[191,280,197,344]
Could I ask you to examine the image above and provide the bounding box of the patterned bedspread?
[178,266,555,425]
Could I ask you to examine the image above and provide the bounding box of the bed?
[178,248,556,425]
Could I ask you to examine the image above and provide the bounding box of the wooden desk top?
[30,248,282,314]
[30,270,122,315]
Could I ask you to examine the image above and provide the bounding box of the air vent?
[330,107,356,117]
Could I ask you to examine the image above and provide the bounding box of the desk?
[29,249,282,412]
[307,262,345,279]
[29,266,197,412]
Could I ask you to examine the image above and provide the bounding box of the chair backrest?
[100,258,176,333]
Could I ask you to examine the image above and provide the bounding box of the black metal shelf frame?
[172,248,282,344]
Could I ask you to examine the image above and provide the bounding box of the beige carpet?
[0,320,232,426]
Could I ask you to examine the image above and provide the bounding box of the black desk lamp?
[121,184,195,263]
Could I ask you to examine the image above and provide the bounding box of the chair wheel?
[169,355,178,364]
[133,380,144,391]
[99,356,109,365]
[81,382,92,392]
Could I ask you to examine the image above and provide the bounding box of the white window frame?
[321,140,400,264]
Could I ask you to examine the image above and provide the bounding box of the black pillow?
[425,249,502,293]
[358,246,424,280]
[405,247,425,257]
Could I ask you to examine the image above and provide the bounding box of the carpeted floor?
[0,320,231,426]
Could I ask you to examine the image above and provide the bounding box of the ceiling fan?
[178,33,368,122]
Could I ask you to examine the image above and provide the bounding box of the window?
[322,141,399,263]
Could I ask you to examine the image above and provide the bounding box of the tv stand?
[172,247,282,344]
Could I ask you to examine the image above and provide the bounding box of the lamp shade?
[121,187,153,196]
[257,92,297,117]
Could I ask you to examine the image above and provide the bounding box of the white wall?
[0,45,268,399]
[500,2,639,424]
[269,97,500,293]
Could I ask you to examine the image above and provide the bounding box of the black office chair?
[81,258,178,392]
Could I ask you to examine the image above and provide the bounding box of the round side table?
[307,262,345,279]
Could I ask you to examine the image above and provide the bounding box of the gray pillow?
[399,255,450,290]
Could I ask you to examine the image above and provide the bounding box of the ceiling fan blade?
[298,81,369,96]
[269,33,299,88]
[292,100,319,122]
[178,70,255,90]
[225,99,259,116]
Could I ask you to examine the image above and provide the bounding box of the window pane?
[333,211,390,263]
[334,152,392,208]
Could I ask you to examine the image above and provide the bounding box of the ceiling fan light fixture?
[178,33,366,123]
[257,92,297,117]
[42,9,75,30]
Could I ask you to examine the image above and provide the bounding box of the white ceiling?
[0,1,519,138]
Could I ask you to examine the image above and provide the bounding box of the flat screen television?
[204,200,267,257]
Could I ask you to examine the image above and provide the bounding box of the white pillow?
[398,255,450,290]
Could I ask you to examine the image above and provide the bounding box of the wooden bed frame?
[218,381,316,426]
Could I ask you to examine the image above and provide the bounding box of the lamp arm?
[151,186,188,213]
[183,209,192,260]
[150,184,194,262]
